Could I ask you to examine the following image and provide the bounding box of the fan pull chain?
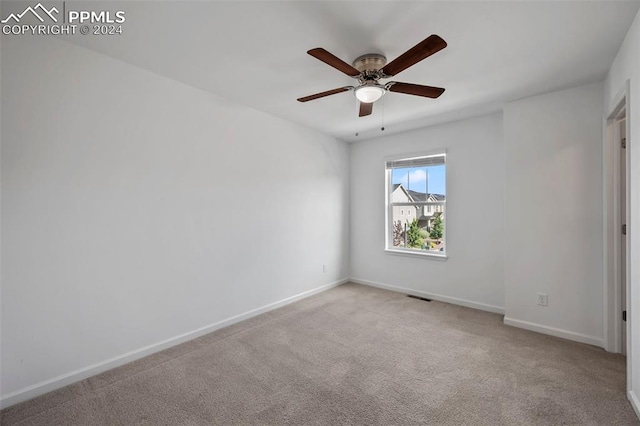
[381,96,385,132]
[355,96,360,137]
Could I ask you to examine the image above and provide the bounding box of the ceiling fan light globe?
[355,85,385,103]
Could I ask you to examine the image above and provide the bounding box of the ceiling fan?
[297,35,447,117]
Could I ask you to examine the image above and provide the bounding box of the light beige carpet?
[1,283,638,425]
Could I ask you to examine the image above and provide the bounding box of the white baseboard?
[629,390,640,420]
[503,317,604,348]
[0,278,348,410]
[350,277,505,315]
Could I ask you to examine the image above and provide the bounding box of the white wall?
[604,8,640,417]
[503,82,604,346]
[0,35,350,405]
[350,114,505,313]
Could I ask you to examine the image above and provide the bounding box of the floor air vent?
[407,295,432,302]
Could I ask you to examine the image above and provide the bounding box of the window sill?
[384,248,448,260]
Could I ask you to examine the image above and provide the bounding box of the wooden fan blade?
[387,82,445,98]
[297,87,352,102]
[359,102,373,117]
[308,48,361,77]
[381,35,447,77]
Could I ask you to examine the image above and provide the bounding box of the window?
[386,153,446,256]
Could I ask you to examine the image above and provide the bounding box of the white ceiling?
[57,1,640,142]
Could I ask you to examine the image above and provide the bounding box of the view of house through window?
[386,153,446,255]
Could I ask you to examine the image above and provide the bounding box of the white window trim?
[385,247,448,259]
[384,149,448,260]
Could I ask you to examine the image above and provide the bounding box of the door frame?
[603,80,631,377]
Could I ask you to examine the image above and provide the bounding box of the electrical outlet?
[322,264,327,273]
[537,293,548,306]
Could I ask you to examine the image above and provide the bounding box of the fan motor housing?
[352,54,387,73]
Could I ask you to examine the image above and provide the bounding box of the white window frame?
[385,151,447,259]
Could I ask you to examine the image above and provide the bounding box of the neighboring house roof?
[407,189,427,202]
[391,183,413,203]
[394,184,445,202]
